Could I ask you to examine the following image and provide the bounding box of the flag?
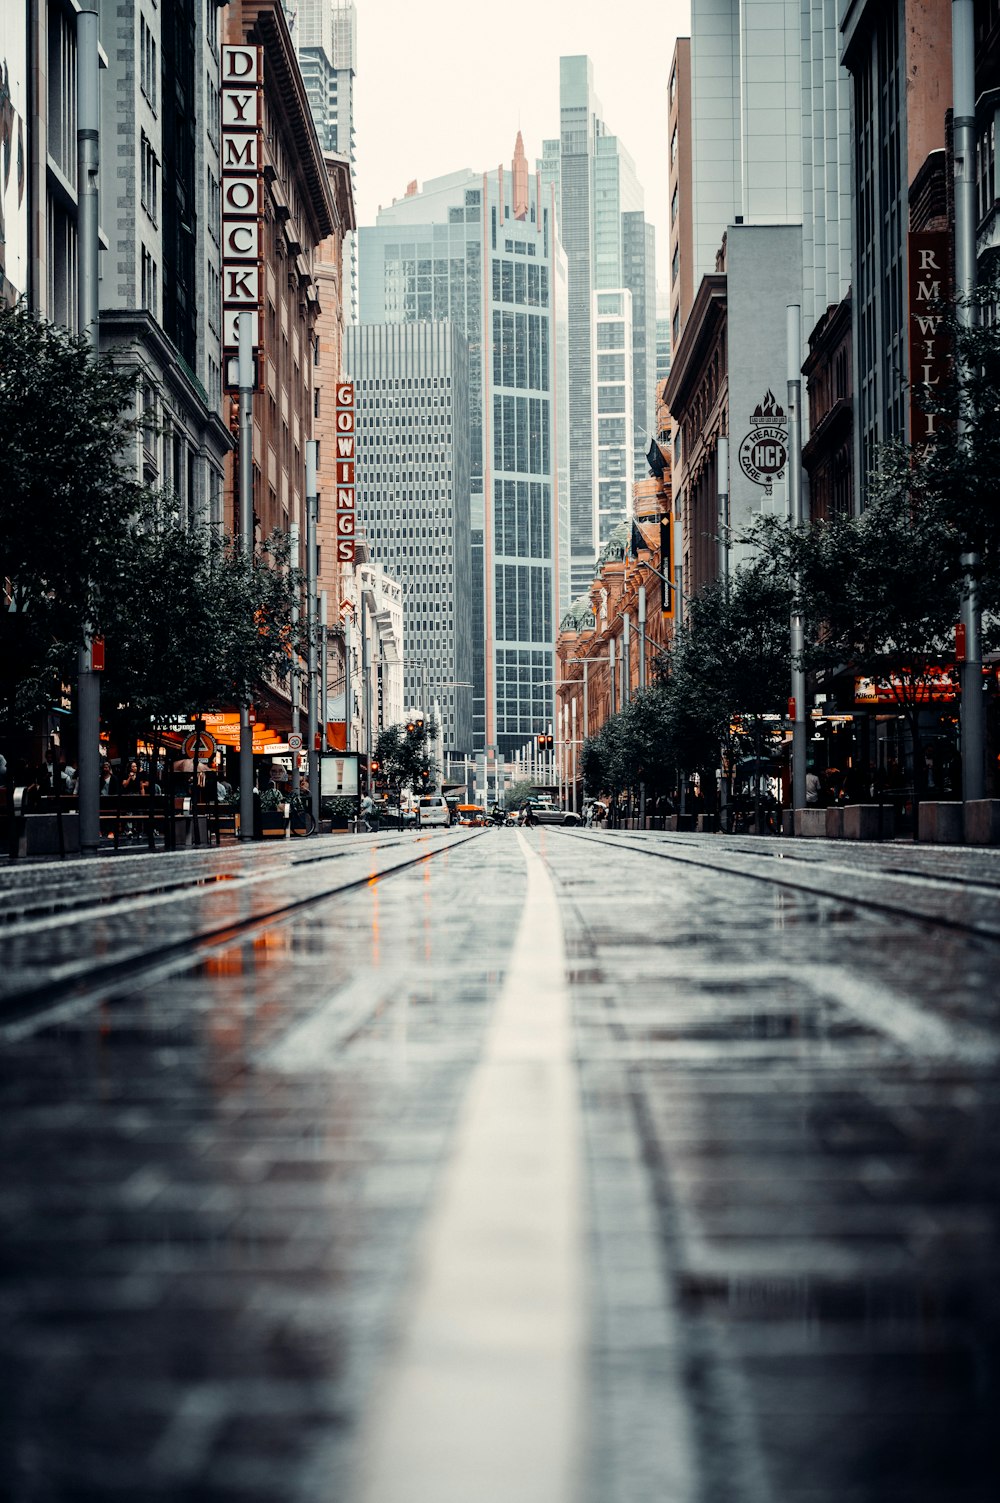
[630,519,647,560]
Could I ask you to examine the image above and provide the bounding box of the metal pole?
[638,584,647,691]
[717,436,730,592]
[953,0,984,803]
[305,440,320,825]
[571,698,577,813]
[238,313,255,839]
[320,590,329,771]
[583,660,589,742]
[344,615,352,751]
[622,612,631,706]
[787,303,808,816]
[290,522,301,795]
[76,3,101,856]
[361,589,371,768]
[609,636,617,717]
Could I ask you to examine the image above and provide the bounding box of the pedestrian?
[121,759,142,795]
[359,791,374,831]
[100,761,117,798]
[585,802,594,828]
[805,768,822,806]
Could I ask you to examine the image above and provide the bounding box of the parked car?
[529,799,581,827]
[417,794,452,828]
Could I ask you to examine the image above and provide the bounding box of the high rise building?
[688,0,851,337]
[345,322,474,756]
[96,0,231,522]
[358,139,569,757]
[295,0,358,318]
[667,37,694,347]
[543,57,657,598]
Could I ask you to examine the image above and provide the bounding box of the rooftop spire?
[512,130,529,220]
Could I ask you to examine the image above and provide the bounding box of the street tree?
[0,301,147,752]
[100,515,301,755]
[373,717,439,796]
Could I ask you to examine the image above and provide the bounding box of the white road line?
[353,831,586,1503]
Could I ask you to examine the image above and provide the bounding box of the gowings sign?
[739,390,787,496]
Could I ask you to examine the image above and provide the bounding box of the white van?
[418,794,451,828]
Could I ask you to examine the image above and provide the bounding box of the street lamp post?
[290,522,301,795]
[305,440,320,827]
[238,314,255,840]
[953,0,985,804]
[787,303,808,816]
[76,3,101,856]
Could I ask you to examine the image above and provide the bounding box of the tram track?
[0,830,484,1039]
[552,828,1000,942]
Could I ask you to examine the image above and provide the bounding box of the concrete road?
[1,829,998,1502]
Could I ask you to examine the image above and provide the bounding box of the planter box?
[23,812,80,856]
[663,816,678,831]
[964,799,1000,846]
[781,810,794,837]
[825,807,845,839]
[918,801,964,845]
[258,819,288,840]
[843,804,895,840]
[794,809,827,838]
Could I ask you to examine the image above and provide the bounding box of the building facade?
[667,37,694,348]
[345,320,474,756]
[358,141,569,758]
[542,56,657,598]
[294,0,358,319]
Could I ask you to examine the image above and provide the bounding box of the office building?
[543,56,657,598]
[667,37,695,346]
[358,137,569,757]
[345,321,474,757]
[295,0,358,318]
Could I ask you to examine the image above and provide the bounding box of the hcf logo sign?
[221,46,264,391]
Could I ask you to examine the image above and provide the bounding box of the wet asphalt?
[0,828,998,1502]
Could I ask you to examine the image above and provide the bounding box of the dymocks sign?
[221,46,264,392]
[336,382,356,563]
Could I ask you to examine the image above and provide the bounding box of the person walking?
[359,791,374,832]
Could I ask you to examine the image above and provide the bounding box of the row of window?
[491,309,550,393]
[140,15,158,113]
[491,257,550,309]
[493,478,552,561]
[492,394,551,477]
[494,563,553,645]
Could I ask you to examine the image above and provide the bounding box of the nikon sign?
[221,46,264,392]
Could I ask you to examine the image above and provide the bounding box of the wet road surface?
[1,829,998,1502]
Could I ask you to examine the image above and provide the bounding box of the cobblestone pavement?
[1,830,998,1502]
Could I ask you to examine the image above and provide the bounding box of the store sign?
[336,382,356,562]
[739,390,787,496]
[221,46,264,393]
[908,230,951,444]
[855,670,958,706]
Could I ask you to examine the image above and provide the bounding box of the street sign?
[183,730,216,759]
[287,732,303,751]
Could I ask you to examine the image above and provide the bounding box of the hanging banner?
[221,45,264,393]
[908,230,952,444]
[336,381,356,562]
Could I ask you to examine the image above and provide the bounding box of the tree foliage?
[100,517,301,733]
[373,718,439,793]
[0,301,146,735]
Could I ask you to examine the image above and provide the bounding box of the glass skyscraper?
[358,140,569,759]
[541,57,657,599]
[295,0,358,318]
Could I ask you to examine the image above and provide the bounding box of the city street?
[1,829,999,1502]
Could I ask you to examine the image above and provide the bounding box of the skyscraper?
[295,0,358,318]
[543,57,657,598]
[345,322,474,755]
[358,139,569,758]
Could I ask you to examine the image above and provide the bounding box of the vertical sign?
[336,382,356,562]
[908,230,951,444]
[221,46,264,392]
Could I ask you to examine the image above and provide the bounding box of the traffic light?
[537,733,553,751]
[420,766,430,783]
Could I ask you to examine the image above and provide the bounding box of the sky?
[351,0,692,298]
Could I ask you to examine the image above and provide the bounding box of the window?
[140,17,158,112]
[672,245,680,286]
[670,127,678,166]
[140,133,158,223]
[671,185,679,225]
